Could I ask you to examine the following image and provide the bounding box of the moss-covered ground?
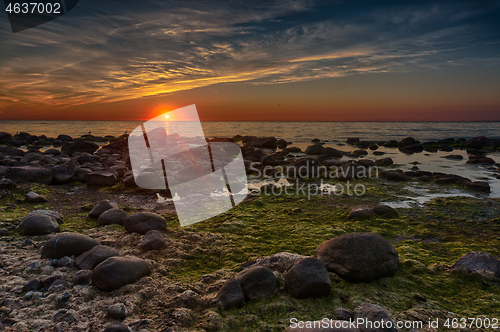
[1,178,499,331]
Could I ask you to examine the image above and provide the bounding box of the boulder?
[85,171,117,186]
[0,132,13,143]
[88,200,118,219]
[305,144,324,155]
[107,303,132,320]
[241,252,308,273]
[75,245,120,270]
[451,251,499,279]
[61,141,99,155]
[372,205,399,218]
[72,270,93,285]
[41,232,100,259]
[17,214,59,236]
[139,230,168,251]
[315,233,398,282]
[249,137,277,149]
[347,207,374,220]
[4,166,52,184]
[235,266,277,300]
[124,212,167,234]
[374,158,393,166]
[92,256,150,291]
[98,208,127,226]
[353,302,397,332]
[216,279,245,310]
[284,257,332,299]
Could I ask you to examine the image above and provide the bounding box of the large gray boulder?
[41,232,100,259]
[98,208,127,226]
[315,233,398,282]
[123,212,167,234]
[216,279,245,310]
[92,256,150,291]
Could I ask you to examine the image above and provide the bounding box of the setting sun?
[164,114,169,119]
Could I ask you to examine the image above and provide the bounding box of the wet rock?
[104,323,132,332]
[139,230,168,251]
[17,214,59,236]
[124,212,167,234]
[107,303,132,320]
[241,252,308,273]
[88,200,119,219]
[22,279,41,292]
[56,134,73,141]
[400,144,424,153]
[0,132,13,143]
[92,256,150,291]
[466,155,495,165]
[98,208,127,226]
[284,257,331,299]
[216,279,245,310]
[44,148,61,155]
[353,302,397,332]
[321,147,344,158]
[346,138,360,144]
[56,256,74,267]
[85,171,117,186]
[72,270,93,285]
[25,191,47,203]
[374,158,393,166]
[61,141,98,156]
[443,154,463,160]
[372,205,399,218]
[351,149,368,157]
[235,266,277,300]
[283,147,302,153]
[347,207,374,220]
[41,232,100,259]
[465,181,490,193]
[248,137,277,149]
[380,171,409,181]
[451,251,499,279]
[305,144,325,155]
[4,166,53,184]
[75,245,120,270]
[315,233,399,282]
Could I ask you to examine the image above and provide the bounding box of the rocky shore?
[0,131,499,331]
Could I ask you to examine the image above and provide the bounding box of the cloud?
[0,0,498,111]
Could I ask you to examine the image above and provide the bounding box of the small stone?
[22,279,41,292]
[235,266,277,300]
[75,245,120,270]
[334,307,353,320]
[347,207,374,220]
[372,205,399,218]
[88,200,118,219]
[216,279,245,310]
[98,208,127,226]
[56,256,74,268]
[71,270,92,286]
[123,212,167,234]
[48,279,69,292]
[60,293,71,302]
[139,230,167,251]
[107,303,131,320]
[40,275,62,289]
[354,302,397,332]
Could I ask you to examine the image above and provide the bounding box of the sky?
[0,0,499,121]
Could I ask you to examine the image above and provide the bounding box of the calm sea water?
[0,121,499,145]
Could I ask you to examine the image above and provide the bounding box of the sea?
[0,121,499,146]
[1,120,499,199]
